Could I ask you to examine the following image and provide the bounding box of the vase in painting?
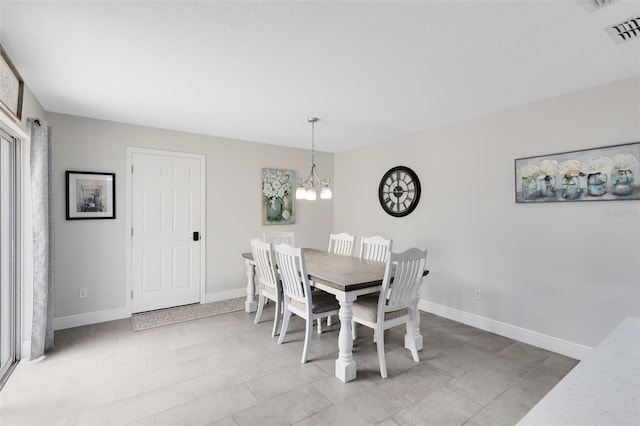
[539,175,556,198]
[587,172,607,196]
[521,177,537,200]
[266,198,282,221]
[612,169,634,196]
[561,175,581,200]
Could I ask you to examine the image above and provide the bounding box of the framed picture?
[515,142,640,203]
[66,171,116,219]
[262,168,295,225]
[0,46,24,123]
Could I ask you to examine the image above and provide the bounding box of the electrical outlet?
[473,289,480,301]
[79,288,88,299]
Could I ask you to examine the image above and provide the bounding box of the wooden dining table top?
[242,248,428,293]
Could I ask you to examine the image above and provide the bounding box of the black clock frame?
[378,166,421,217]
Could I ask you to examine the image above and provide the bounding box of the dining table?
[241,248,429,382]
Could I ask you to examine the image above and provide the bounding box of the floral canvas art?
[515,142,640,203]
[262,168,295,224]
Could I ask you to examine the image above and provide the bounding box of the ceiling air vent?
[584,0,615,11]
[607,17,640,43]
[592,0,614,8]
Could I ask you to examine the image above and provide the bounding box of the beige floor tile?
[446,366,515,406]
[145,340,222,371]
[470,386,541,426]
[233,384,332,426]
[179,360,265,400]
[392,387,482,426]
[378,362,455,404]
[426,345,493,378]
[244,362,328,402]
[0,309,576,426]
[154,384,257,426]
[115,358,207,400]
[76,383,186,426]
[309,386,408,425]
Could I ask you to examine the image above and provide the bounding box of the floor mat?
[131,297,245,331]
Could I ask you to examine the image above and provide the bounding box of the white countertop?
[517,316,640,426]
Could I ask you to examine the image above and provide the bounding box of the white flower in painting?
[612,153,638,170]
[538,159,558,177]
[262,169,292,208]
[558,160,582,177]
[517,164,541,179]
[282,210,290,220]
[583,156,612,174]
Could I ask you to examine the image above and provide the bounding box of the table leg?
[404,300,423,351]
[244,259,257,313]
[335,297,357,383]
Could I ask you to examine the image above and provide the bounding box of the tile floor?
[0,307,578,425]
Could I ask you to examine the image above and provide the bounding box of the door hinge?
[131,291,133,299]
[131,227,134,237]
[131,164,134,174]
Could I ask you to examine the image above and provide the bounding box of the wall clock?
[378,166,421,217]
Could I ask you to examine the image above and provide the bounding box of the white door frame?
[0,116,27,360]
[125,147,206,315]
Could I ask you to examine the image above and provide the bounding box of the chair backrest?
[263,231,295,246]
[359,235,393,262]
[274,243,311,305]
[328,232,355,256]
[379,248,427,316]
[250,239,279,291]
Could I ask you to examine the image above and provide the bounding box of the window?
[0,127,20,389]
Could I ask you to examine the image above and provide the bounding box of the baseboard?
[419,299,592,361]
[21,340,31,360]
[53,307,130,331]
[53,290,246,331]
[205,288,246,303]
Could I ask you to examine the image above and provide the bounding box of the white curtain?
[29,119,54,359]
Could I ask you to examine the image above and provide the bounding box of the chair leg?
[302,316,313,363]
[317,318,323,334]
[271,297,282,338]
[327,315,332,326]
[376,325,387,378]
[278,309,291,345]
[253,293,265,325]
[406,317,420,362]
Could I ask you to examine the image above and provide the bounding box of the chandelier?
[295,117,332,200]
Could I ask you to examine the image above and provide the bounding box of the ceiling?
[1,1,639,153]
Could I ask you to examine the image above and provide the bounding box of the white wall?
[334,77,640,355]
[48,114,333,325]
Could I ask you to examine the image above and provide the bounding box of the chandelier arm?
[311,164,330,186]
[298,166,315,186]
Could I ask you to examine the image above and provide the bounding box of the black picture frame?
[66,171,116,220]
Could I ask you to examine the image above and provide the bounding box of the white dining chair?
[351,235,393,339]
[263,231,295,246]
[274,243,340,363]
[351,247,428,378]
[359,235,393,262]
[327,232,355,256]
[320,232,355,332]
[250,239,282,337]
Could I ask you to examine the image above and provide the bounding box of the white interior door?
[131,151,203,313]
